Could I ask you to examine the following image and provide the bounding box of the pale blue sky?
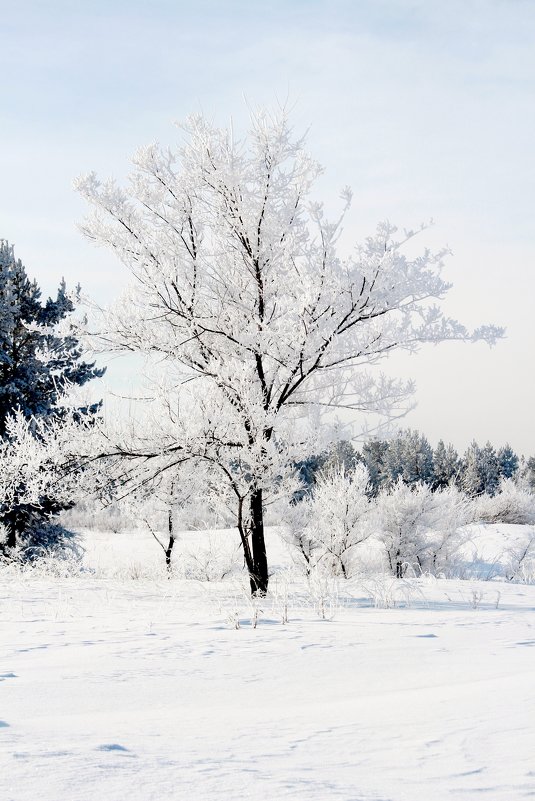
[1,0,534,454]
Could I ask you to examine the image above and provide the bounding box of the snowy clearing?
[1,527,535,801]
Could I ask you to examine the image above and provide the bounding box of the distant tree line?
[296,429,534,498]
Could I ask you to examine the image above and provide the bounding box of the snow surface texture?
[1,527,535,801]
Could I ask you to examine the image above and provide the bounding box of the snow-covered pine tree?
[0,240,104,553]
[497,444,519,480]
[401,429,434,486]
[432,439,461,489]
[381,429,434,489]
[361,439,389,495]
[479,441,500,496]
[461,441,484,497]
[521,456,535,491]
[318,440,360,476]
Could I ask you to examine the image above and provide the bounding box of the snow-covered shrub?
[60,499,138,534]
[269,568,294,624]
[282,465,373,578]
[473,479,535,525]
[306,566,341,619]
[180,534,242,582]
[502,527,535,583]
[0,546,85,579]
[0,408,101,559]
[358,574,428,609]
[20,522,84,562]
[373,480,471,577]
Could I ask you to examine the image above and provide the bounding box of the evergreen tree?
[318,440,360,475]
[382,429,434,489]
[432,440,461,489]
[479,441,500,496]
[361,439,389,496]
[0,241,104,552]
[497,444,519,480]
[461,441,484,497]
[293,453,322,500]
[522,456,535,491]
[401,429,434,486]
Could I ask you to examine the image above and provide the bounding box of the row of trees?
[284,467,535,581]
[298,430,527,498]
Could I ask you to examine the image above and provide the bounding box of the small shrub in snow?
[306,566,341,620]
[502,528,535,583]
[283,465,373,578]
[180,535,242,582]
[269,568,293,624]
[359,574,427,609]
[0,547,85,580]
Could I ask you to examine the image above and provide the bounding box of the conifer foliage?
[0,240,104,554]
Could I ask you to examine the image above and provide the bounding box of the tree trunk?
[165,506,175,575]
[249,487,268,596]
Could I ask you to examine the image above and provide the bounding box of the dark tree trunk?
[396,556,404,578]
[249,487,268,596]
[165,506,175,574]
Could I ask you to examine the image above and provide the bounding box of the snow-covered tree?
[373,480,471,577]
[0,241,103,428]
[126,460,233,573]
[382,429,434,488]
[497,444,519,480]
[479,441,500,496]
[520,456,535,492]
[432,439,461,489]
[361,438,389,495]
[473,478,535,525]
[0,407,100,556]
[418,486,472,576]
[318,439,360,476]
[374,480,431,577]
[0,240,104,549]
[283,464,372,577]
[461,441,484,497]
[77,108,502,594]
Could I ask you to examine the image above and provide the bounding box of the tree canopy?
[77,108,502,594]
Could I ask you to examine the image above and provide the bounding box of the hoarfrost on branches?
[283,464,373,578]
[373,480,472,578]
[0,407,101,556]
[76,107,502,594]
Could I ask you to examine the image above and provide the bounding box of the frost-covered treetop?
[76,108,503,465]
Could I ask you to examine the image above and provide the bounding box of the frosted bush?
[179,534,242,582]
[282,465,373,578]
[503,527,535,583]
[358,574,427,609]
[473,479,535,525]
[373,481,472,577]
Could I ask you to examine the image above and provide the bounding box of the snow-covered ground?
[1,527,535,801]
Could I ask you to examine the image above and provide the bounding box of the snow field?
[1,526,535,801]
